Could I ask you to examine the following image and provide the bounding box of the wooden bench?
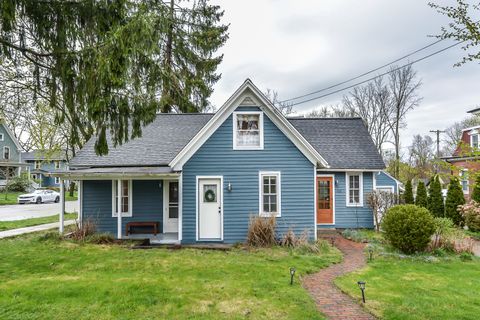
[126,222,159,236]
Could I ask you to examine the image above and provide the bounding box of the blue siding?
[26,160,68,187]
[318,172,375,229]
[0,123,20,163]
[182,106,315,244]
[375,171,399,193]
[82,180,163,234]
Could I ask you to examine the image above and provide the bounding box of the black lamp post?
[357,281,366,303]
[368,246,374,261]
[290,267,296,285]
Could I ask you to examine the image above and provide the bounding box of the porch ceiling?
[50,166,179,180]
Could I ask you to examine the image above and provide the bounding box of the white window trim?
[54,177,60,184]
[233,111,264,150]
[34,161,41,169]
[54,161,60,169]
[0,133,4,141]
[470,131,480,148]
[460,169,469,195]
[346,172,364,207]
[259,171,281,217]
[3,146,10,160]
[112,180,133,217]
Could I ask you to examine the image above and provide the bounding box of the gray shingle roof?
[70,114,385,170]
[289,117,385,169]
[70,114,213,167]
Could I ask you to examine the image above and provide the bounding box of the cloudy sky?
[209,0,480,154]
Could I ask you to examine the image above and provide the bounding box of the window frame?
[34,161,41,169]
[54,161,61,169]
[259,171,281,217]
[346,172,364,207]
[0,133,4,141]
[233,111,264,150]
[54,177,60,184]
[471,133,480,149]
[111,180,133,217]
[3,146,10,160]
[460,169,469,194]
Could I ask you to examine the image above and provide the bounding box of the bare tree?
[343,77,394,152]
[264,89,294,116]
[367,190,399,232]
[304,105,356,118]
[387,65,422,178]
[408,135,435,179]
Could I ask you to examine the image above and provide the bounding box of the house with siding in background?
[21,150,68,188]
[54,79,397,244]
[0,120,25,187]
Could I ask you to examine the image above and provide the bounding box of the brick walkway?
[303,235,375,320]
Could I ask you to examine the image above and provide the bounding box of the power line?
[286,40,466,107]
[281,38,445,103]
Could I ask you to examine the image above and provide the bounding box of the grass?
[341,229,384,243]
[0,213,77,231]
[464,230,480,241]
[0,192,78,205]
[0,234,341,320]
[336,256,480,320]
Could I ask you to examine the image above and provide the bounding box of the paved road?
[0,201,79,221]
[0,220,77,239]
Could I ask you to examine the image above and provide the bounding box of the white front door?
[164,181,179,233]
[198,178,222,240]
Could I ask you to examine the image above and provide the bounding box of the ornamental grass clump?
[246,215,277,247]
[382,205,435,254]
[458,200,480,232]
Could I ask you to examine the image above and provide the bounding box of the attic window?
[0,133,3,141]
[233,112,263,150]
[471,134,479,149]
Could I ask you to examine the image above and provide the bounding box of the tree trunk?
[68,181,75,197]
[161,0,175,113]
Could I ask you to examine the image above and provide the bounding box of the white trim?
[178,172,183,241]
[232,111,264,150]
[258,171,282,217]
[59,179,65,234]
[3,146,10,160]
[50,173,180,180]
[375,185,395,193]
[313,167,317,240]
[163,179,180,233]
[318,168,384,173]
[111,180,133,217]
[316,174,336,226]
[78,180,83,228]
[54,176,60,184]
[374,171,401,196]
[195,175,224,241]
[346,172,364,207]
[169,79,329,170]
[462,125,480,132]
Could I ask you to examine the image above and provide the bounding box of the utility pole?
[430,130,445,158]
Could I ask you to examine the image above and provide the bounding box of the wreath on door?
[204,189,216,202]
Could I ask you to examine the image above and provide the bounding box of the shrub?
[458,200,480,232]
[280,229,308,247]
[382,205,435,254]
[471,175,480,202]
[70,219,96,242]
[445,177,466,226]
[292,239,331,255]
[404,180,414,204]
[415,181,428,208]
[246,215,276,247]
[428,176,444,217]
[85,233,116,244]
[431,217,456,250]
[5,176,32,192]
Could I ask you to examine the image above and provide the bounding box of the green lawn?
[0,213,77,231]
[0,192,78,205]
[336,252,480,319]
[0,234,341,320]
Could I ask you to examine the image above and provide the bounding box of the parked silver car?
[17,189,60,204]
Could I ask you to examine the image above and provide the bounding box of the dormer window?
[233,112,264,150]
[0,133,4,141]
[3,146,10,160]
[471,132,479,149]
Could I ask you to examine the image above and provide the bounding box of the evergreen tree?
[0,0,229,155]
[471,175,480,203]
[404,180,414,204]
[415,181,428,208]
[428,176,445,217]
[445,177,466,226]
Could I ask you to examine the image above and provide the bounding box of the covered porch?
[53,166,182,244]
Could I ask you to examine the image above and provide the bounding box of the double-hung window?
[471,133,480,149]
[54,161,60,169]
[460,169,469,194]
[233,112,263,149]
[3,146,10,160]
[346,172,363,206]
[112,180,132,217]
[259,171,281,217]
[34,161,40,169]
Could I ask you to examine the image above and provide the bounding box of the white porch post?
[116,180,122,239]
[59,178,65,234]
[178,173,183,242]
[78,180,83,228]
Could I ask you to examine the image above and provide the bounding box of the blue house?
[22,150,68,188]
[0,120,26,187]
[56,80,396,244]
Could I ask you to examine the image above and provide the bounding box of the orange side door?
[317,177,333,224]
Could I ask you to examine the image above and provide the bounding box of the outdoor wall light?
[227,181,233,192]
[290,267,296,285]
[357,281,366,303]
[335,179,339,187]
